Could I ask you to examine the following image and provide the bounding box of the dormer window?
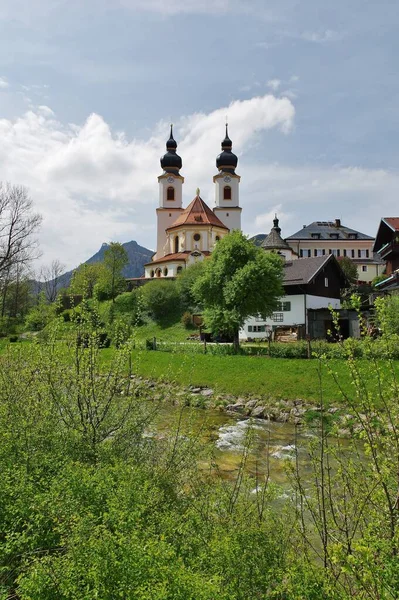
[223,186,232,200]
[167,187,175,201]
[348,233,357,240]
[311,233,320,239]
[329,233,339,239]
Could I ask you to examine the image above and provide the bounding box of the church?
[144,125,242,278]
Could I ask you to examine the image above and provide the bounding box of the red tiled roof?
[166,195,228,231]
[384,217,399,231]
[145,251,211,266]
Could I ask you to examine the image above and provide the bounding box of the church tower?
[155,126,184,260]
[213,125,242,232]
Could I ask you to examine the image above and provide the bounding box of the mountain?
[39,240,153,292]
[249,234,267,247]
[85,241,154,278]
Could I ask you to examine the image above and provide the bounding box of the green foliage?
[24,292,56,331]
[193,231,284,340]
[337,256,358,284]
[176,261,205,311]
[374,294,399,336]
[181,310,193,328]
[70,262,106,298]
[95,242,129,302]
[140,279,181,324]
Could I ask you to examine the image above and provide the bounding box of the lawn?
[102,347,397,404]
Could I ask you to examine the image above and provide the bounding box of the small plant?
[181,311,193,328]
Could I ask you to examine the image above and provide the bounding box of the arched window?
[163,267,168,277]
[156,269,161,278]
[174,235,179,253]
[223,186,232,200]
[193,233,201,242]
[150,270,154,278]
[167,187,175,201]
[215,235,220,242]
[177,266,183,274]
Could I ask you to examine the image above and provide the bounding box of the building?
[261,215,297,261]
[240,254,346,340]
[144,125,241,278]
[285,220,384,283]
[373,217,399,292]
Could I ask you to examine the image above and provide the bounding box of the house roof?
[373,217,399,252]
[145,250,210,266]
[286,221,374,241]
[283,255,346,286]
[166,195,229,232]
[384,217,399,231]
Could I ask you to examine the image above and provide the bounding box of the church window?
[174,235,179,253]
[177,266,183,274]
[150,270,154,278]
[223,186,232,200]
[215,235,220,241]
[193,233,201,242]
[163,267,168,276]
[167,187,175,201]
[156,269,162,278]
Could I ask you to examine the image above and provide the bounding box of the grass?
[100,346,399,404]
[132,319,197,343]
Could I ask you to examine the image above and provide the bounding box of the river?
[151,405,319,487]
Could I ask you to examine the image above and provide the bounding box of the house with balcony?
[240,254,347,340]
[373,217,399,292]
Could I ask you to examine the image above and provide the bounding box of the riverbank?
[131,374,366,437]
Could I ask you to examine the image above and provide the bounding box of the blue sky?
[0,0,398,269]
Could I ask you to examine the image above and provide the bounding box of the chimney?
[335,218,341,228]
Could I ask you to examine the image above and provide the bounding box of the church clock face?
[167,176,175,183]
[223,176,231,183]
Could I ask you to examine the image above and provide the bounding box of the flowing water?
[151,405,319,487]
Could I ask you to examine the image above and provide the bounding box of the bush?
[141,280,181,324]
[9,335,18,343]
[181,311,193,328]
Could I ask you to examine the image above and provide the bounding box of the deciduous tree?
[193,231,284,347]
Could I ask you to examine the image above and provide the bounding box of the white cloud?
[255,204,291,229]
[0,93,295,269]
[0,77,9,89]
[267,79,281,91]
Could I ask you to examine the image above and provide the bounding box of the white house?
[240,254,346,340]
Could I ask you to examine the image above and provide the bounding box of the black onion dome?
[216,124,238,174]
[160,125,182,174]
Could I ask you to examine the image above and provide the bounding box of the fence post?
[204,338,207,354]
[153,336,157,351]
[306,335,311,359]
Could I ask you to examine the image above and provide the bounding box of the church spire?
[216,123,238,174]
[160,124,182,174]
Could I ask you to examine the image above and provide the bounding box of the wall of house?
[240,293,341,340]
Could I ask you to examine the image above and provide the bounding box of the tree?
[97,242,129,302]
[176,261,205,311]
[0,183,42,279]
[40,259,66,303]
[70,262,106,298]
[193,231,284,347]
[337,256,358,285]
[141,279,181,324]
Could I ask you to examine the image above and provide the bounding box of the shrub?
[141,280,181,324]
[181,311,193,328]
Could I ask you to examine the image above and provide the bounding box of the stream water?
[151,405,319,487]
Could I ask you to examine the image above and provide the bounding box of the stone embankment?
[131,376,357,434]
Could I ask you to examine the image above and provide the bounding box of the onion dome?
[160,125,182,174]
[261,215,291,251]
[216,124,238,174]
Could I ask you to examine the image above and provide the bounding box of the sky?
[0,0,398,270]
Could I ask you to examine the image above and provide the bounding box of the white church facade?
[144,126,242,278]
